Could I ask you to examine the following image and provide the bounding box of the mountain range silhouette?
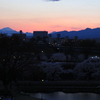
[50,28,100,39]
[0,27,100,39]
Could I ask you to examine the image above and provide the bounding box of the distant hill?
[0,27,100,39]
[0,27,18,36]
[0,27,33,37]
[50,28,100,39]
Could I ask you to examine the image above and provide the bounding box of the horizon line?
[0,27,100,34]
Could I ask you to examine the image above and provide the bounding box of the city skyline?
[0,0,100,33]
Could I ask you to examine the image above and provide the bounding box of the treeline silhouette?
[0,35,100,95]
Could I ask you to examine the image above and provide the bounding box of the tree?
[78,54,85,62]
[61,69,74,80]
[73,56,100,80]
[0,37,37,96]
[27,65,45,81]
[40,62,64,80]
[40,53,48,61]
[50,53,66,62]
[0,52,34,89]
[11,35,22,45]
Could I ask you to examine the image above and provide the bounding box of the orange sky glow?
[0,0,100,33]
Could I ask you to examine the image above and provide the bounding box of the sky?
[0,0,100,33]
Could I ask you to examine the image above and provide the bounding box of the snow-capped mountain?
[0,27,18,36]
[0,27,33,37]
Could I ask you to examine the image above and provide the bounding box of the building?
[73,36,78,42]
[33,31,48,39]
[12,30,26,41]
